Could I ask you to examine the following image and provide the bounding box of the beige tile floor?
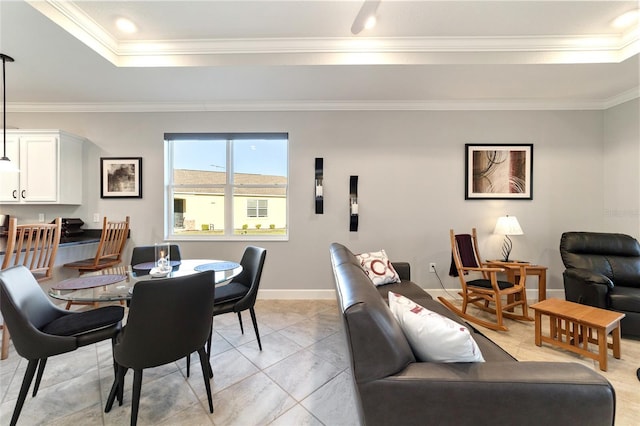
[1,298,638,425]
[0,300,357,426]
[443,298,640,426]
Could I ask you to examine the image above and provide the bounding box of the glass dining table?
[49,259,242,306]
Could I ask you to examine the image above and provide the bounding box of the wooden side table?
[486,260,548,301]
[531,298,625,371]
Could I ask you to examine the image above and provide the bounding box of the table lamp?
[494,215,523,262]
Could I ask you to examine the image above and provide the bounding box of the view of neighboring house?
[172,169,287,235]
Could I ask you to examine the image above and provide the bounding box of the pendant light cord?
[1,54,15,160]
[2,55,6,158]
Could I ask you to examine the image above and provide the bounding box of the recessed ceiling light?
[115,17,137,34]
[364,15,377,31]
[612,9,639,29]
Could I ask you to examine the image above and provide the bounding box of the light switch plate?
[93,213,100,223]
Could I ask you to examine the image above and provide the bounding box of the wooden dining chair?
[63,216,130,275]
[61,216,129,310]
[1,217,62,360]
[438,228,532,331]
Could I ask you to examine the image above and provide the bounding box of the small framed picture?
[100,157,143,199]
[465,144,533,200]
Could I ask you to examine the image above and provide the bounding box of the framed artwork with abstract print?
[100,157,143,199]
[465,144,533,200]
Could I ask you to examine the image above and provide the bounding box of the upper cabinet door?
[20,134,58,202]
[0,135,20,203]
[0,130,85,205]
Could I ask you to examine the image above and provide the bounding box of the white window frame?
[164,133,288,241]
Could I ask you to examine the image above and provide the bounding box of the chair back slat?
[1,218,62,282]
[94,216,130,265]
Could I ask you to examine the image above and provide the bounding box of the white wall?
[603,99,640,236]
[2,105,636,297]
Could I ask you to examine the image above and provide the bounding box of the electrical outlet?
[38,213,45,223]
[93,213,100,223]
[429,262,437,273]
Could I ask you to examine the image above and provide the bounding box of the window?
[165,133,288,240]
[247,199,268,218]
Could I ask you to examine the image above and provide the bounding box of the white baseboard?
[257,288,565,301]
[257,289,337,300]
[422,288,566,302]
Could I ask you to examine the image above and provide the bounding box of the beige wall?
[174,193,286,231]
[2,101,638,296]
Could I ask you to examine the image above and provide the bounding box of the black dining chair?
[186,246,267,377]
[104,270,217,426]
[213,246,267,350]
[0,265,124,426]
[130,244,182,276]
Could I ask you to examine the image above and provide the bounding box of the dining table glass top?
[48,259,242,303]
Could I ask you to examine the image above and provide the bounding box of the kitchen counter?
[0,230,103,256]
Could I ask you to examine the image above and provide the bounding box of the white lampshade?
[0,157,19,172]
[494,215,523,236]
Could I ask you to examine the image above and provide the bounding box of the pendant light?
[0,53,18,173]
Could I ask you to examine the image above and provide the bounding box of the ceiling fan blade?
[351,0,381,35]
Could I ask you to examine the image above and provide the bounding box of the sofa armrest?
[563,268,612,308]
[358,361,614,426]
[391,262,410,281]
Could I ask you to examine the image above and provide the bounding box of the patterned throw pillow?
[356,249,401,286]
[388,292,485,363]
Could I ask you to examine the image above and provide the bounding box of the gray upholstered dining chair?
[186,246,267,377]
[130,244,182,276]
[104,270,217,426]
[212,246,267,350]
[1,217,63,359]
[0,265,124,426]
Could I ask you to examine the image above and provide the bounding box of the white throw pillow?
[356,249,401,286]
[388,292,485,363]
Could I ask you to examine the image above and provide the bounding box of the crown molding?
[28,0,639,67]
[601,87,640,110]
[8,89,637,113]
[26,0,119,64]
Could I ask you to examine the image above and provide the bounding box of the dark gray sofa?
[330,242,615,426]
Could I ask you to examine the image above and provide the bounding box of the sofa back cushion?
[330,243,415,383]
[560,232,640,288]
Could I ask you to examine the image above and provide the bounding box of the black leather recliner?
[560,231,640,337]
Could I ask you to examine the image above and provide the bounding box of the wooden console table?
[531,298,625,371]
[485,260,547,302]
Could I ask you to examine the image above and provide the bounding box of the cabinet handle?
[21,190,26,199]
[12,190,17,199]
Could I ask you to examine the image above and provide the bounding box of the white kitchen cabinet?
[0,130,86,204]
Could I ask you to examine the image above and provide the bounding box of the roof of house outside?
[173,169,287,196]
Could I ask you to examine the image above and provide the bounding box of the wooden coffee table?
[531,298,625,371]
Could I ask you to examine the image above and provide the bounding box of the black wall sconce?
[315,158,323,214]
[350,175,358,232]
